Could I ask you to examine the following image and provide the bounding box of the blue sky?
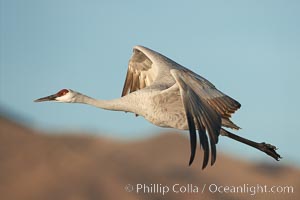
[1,0,299,166]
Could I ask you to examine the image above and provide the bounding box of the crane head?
[34,89,76,103]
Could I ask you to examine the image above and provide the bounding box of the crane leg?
[220,128,281,161]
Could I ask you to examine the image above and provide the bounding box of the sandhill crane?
[34,45,281,169]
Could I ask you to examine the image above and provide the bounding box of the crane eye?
[57,89,69,97]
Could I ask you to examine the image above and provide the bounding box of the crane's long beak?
[34,94,57,102]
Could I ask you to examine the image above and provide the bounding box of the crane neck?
[74,93,131,112]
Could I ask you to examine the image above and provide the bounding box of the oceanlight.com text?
[124,183,294,196]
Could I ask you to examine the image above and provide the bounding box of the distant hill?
[0,116,299,200]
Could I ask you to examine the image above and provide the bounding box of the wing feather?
[121,47,165,97]
[171,69,221,168]
[121,69,133,97]
[177,69,241,130]
[121,48,154,97]
[121,46,178,97]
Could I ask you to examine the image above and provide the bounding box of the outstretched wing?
[121,46,173,97]
[170,69,240,169]
[180,68,241,129]
[122,48,153,96]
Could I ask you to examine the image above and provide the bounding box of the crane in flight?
[35,45,281,169]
